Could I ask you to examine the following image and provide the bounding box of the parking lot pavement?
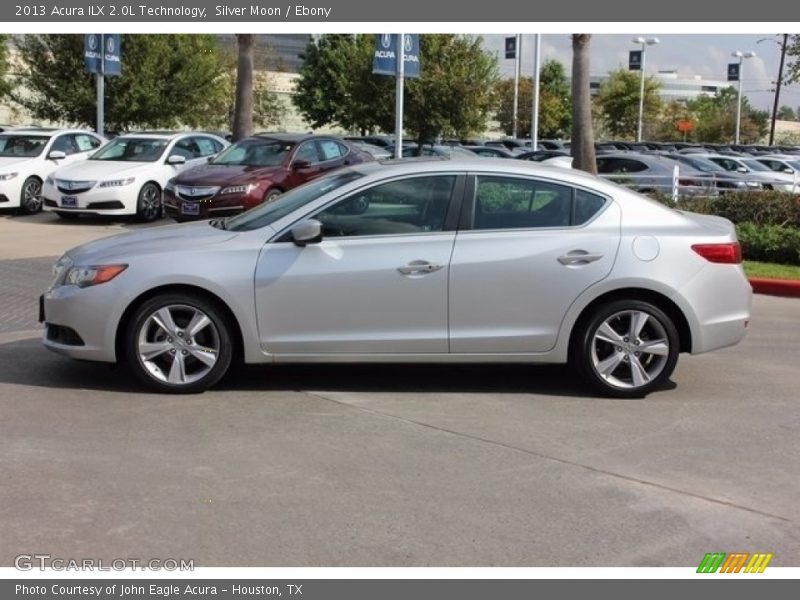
[0,289,798,567]
[0,210,169,260]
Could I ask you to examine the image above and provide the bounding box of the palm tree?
[570,34,596,174]
[233,34,255,141]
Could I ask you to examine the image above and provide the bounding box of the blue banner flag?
[372,34,420,79]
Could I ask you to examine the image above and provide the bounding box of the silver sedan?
[41,159,751,397]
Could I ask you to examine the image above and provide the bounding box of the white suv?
[42,132,229,222]
[0,128,106,214]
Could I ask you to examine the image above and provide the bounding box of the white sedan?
[42,132,228,221]
[0,128,106,214]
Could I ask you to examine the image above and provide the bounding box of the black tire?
[263,188,283,203]
[135,182,162,222]
[55,211,80,220]
[572,299,680,398]
[19,176,43,215]
[125,293,234,394]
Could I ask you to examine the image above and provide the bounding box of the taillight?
[692,242,742,264]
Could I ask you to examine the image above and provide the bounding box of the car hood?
[174,164,283,186]
[66,221,239,264]
[53,160,154,180]
[0,156,35,171]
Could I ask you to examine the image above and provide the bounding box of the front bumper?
[41,280,125,363]
[163,189,258,220]
[41,182,138,216]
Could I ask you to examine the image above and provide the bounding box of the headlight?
[45,175,54,186]
[98,177,135,188]
[65,264,128,288]
[220,184,255,195]
[50,255,73,288]
[0,172,18,181]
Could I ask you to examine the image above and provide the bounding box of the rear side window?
[472,176,606,230]
[318,140,344,161]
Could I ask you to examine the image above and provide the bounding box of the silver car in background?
[41,159,751,398]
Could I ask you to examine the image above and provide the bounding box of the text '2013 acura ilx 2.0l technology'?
[40,159,752,397]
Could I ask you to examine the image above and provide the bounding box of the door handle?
[397,261,444,275]
[557,251,604,265]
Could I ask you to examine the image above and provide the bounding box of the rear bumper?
[676,264,752,354]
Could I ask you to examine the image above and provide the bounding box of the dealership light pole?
[632,36,659,143]
[512,34,522,139]
[394,34,405,158]
[732,50,757,144]
[531,33,541,149]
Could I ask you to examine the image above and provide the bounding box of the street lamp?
[632,36,659,143]
[731,50,757,144]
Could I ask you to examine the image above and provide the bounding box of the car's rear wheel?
[135,182,162,222]
[574,300,679,398]
[19,177,43,214]
[126,293,233,393]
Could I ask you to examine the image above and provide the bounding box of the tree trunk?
[233,34,255,141]
[570,34,597,174]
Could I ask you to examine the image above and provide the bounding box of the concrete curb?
[749,278,800,298]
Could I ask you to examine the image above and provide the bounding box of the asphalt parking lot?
[1,210,798,567]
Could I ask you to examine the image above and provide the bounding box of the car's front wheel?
[135,182,162,222]
[19,177,43,214]
[126,293,234,393]
[573,300,679,398]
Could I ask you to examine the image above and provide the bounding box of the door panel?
[449,177,621,353]
[255,235,455,354]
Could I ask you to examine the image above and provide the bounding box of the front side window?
[472,176,605,230]
[314,176,456,238]
[91,137,168,162]
[294,141,321,164]
[195,137,220,157]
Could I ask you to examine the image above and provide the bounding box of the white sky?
[482,33,800,112]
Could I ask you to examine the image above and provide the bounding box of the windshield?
[91,137,168,162]
[740,159,771,172]
[226,171,365,232]
[212,138,294,167]
[0,134,49,158]
[448,146,477,157]
[788,160,800,170]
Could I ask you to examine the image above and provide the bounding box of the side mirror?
[736,166,748,173]
[48,150,66,160]
[291,219,323,247]
[782,167,794,174]
[292,159,311,170]
[166,155,186,165]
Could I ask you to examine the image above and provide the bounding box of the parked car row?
[6,127,799,224]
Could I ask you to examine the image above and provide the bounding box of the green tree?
[293,34,498,141]
[12,34,231,131]
[404,35,498,142]
[688,87,766,143]
[595,68,662,139]
[0,35,11,100]
[777,105,796,121]
[493,59,571,138]
[293,34,394,134]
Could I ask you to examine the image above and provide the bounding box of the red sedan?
[164,133,374,221]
